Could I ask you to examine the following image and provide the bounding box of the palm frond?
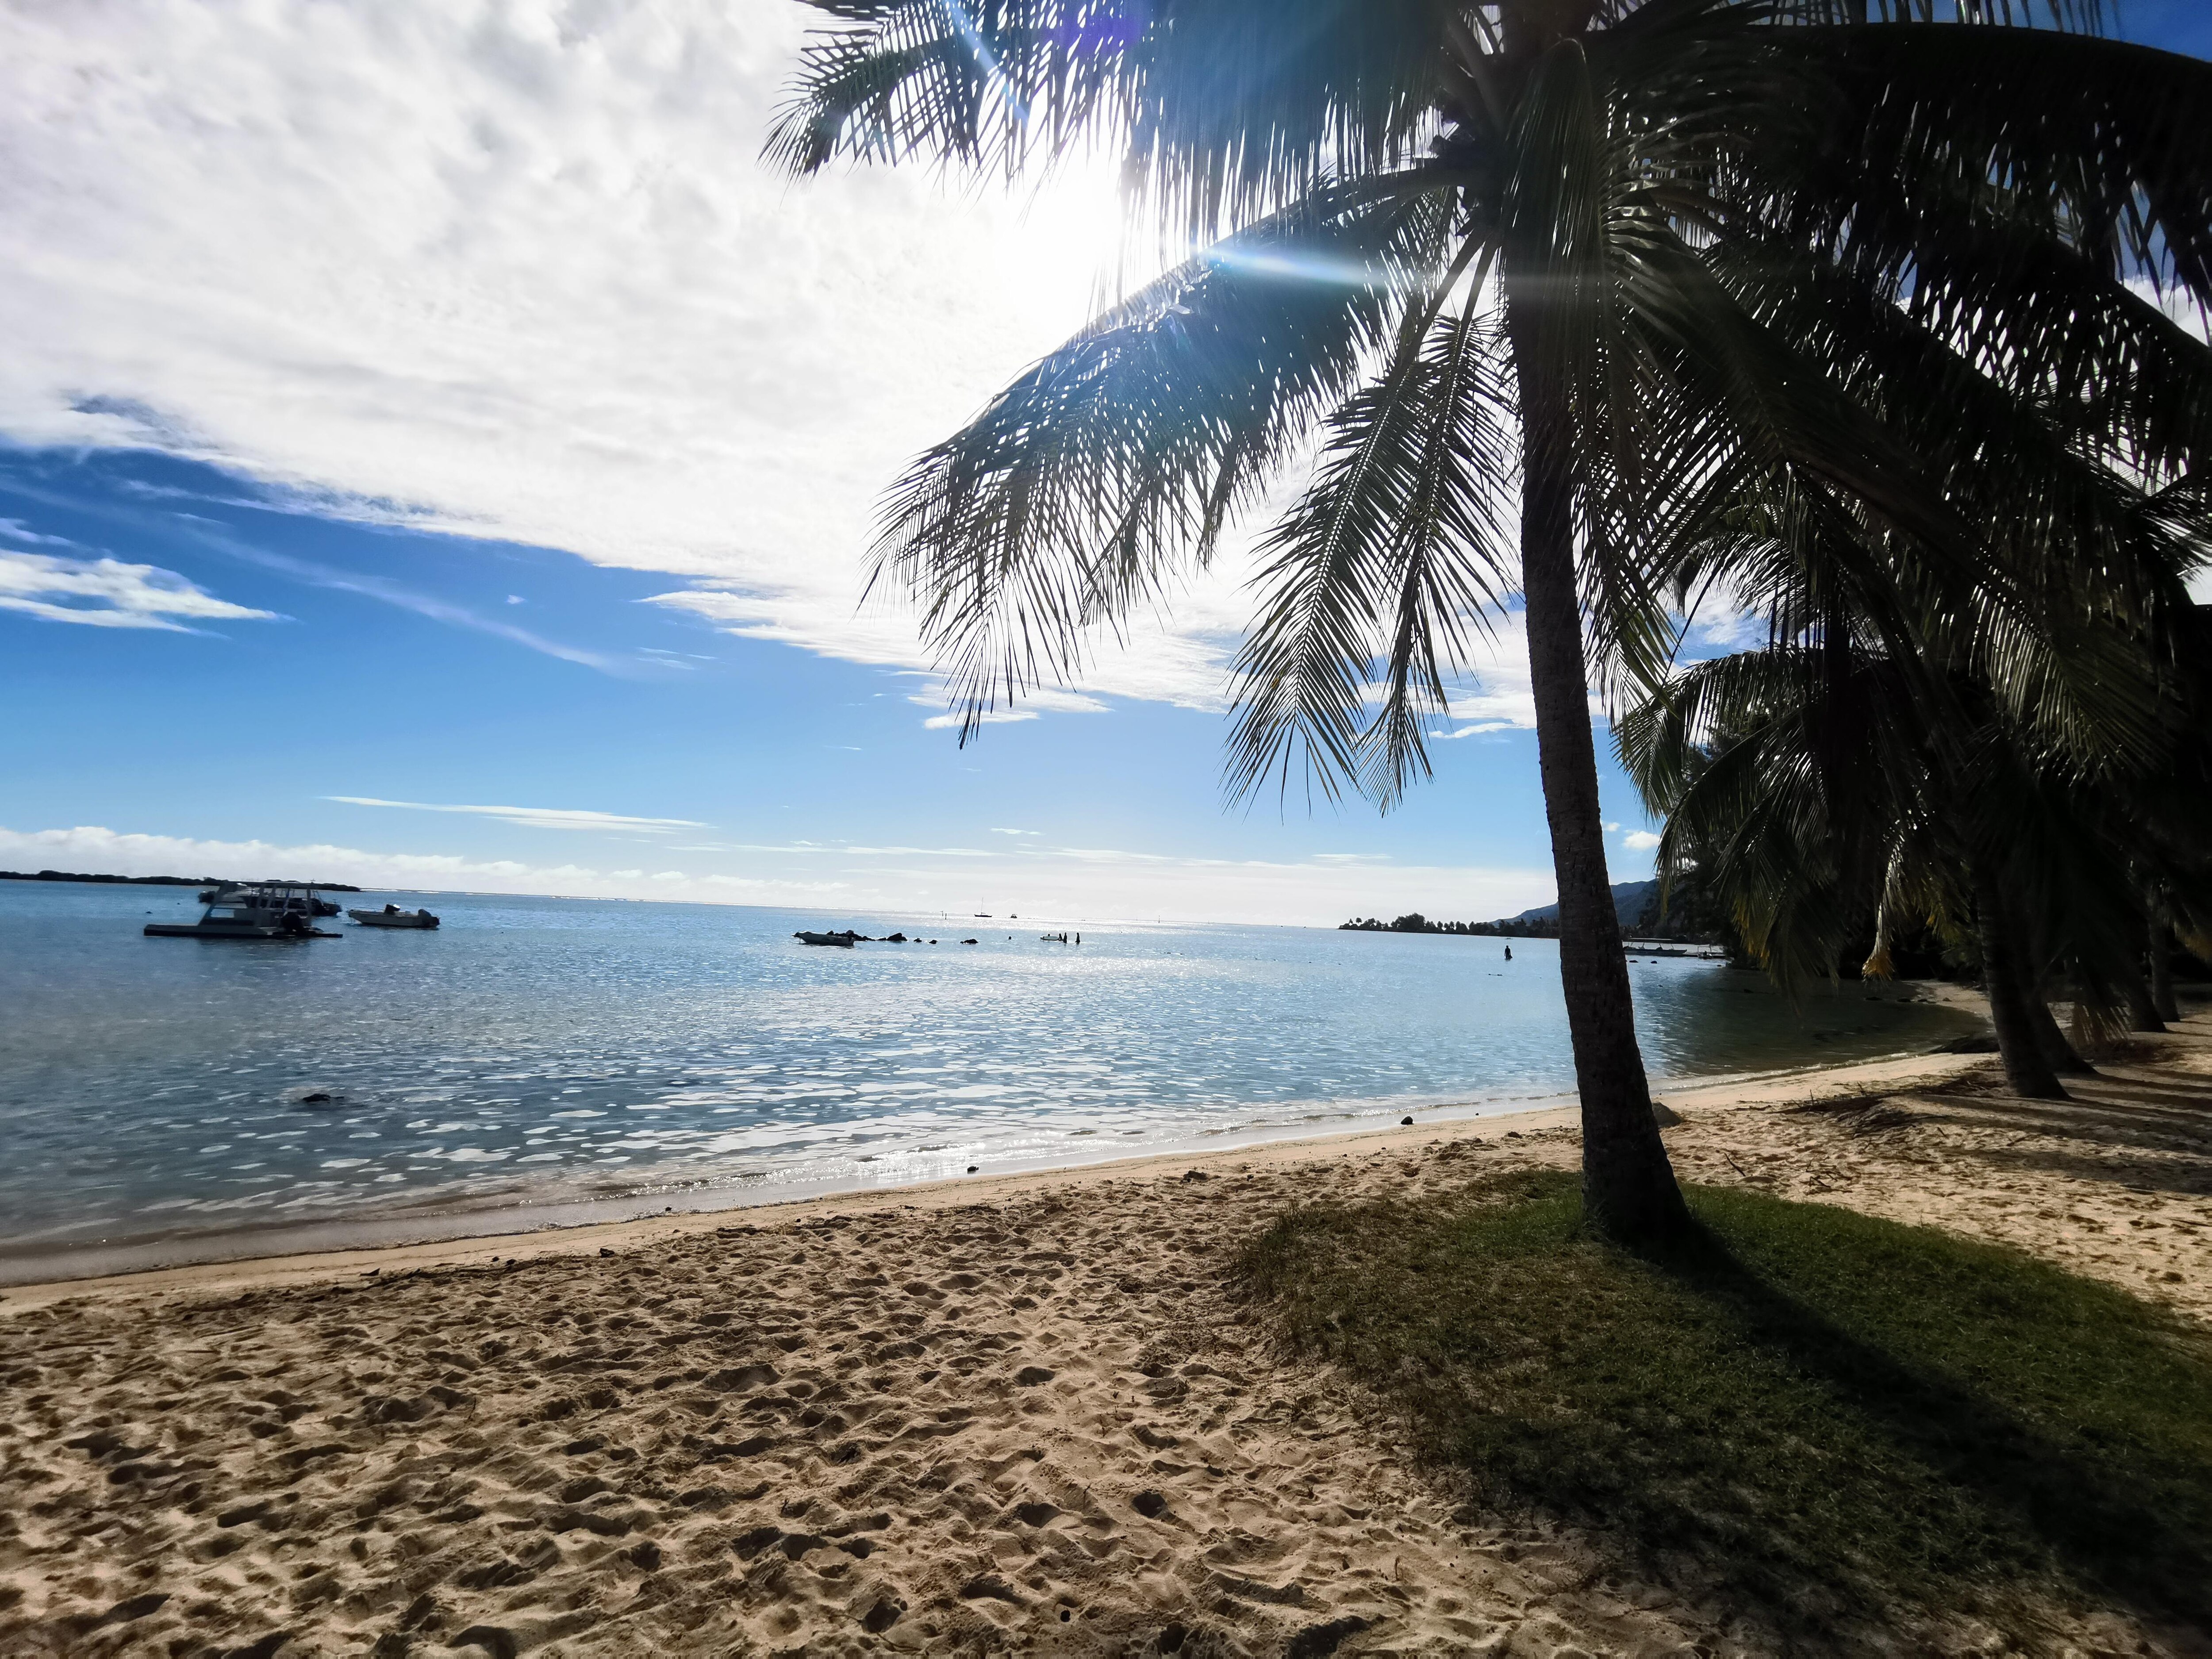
[1225,263,1517,808]
[1751,25,2212,304]
[770,0,1459,237]
[871,175,1455,737]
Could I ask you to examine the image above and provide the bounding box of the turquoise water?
[0,880,1975,1279]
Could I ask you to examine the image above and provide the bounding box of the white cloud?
[0,517,75,547]
[0,1,1566,727]
[323,796,707,833]
[1621,830,1663,852]
[189,528,622,670]
[989,828,1037,836]
[0,1,1230,702]
[922,708,1037,730]
[2,820,1556,928]
[0,548,279,630]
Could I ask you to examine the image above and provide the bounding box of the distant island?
[1,869,364,892]
[1342,879,1666,939]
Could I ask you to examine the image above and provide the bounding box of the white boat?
[349,904,440,929]
[198,887,342,915]
[146,883,341,940]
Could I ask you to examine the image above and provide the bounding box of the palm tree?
[772,1,2212,1243]
[1618,534,2211,1098]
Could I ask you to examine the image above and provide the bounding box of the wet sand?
[5,1014,2209,1656]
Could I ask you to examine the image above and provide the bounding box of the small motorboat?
[795,929,857,948]
[349,903,440,929]
[148,883,341,940]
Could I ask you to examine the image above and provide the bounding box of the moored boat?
[197,887,340,915]
[147,883,341,939]
[349,904,440,929]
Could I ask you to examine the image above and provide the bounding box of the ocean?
[0,879,1978,1281]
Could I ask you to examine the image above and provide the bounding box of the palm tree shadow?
[1636,1219,2212,1632]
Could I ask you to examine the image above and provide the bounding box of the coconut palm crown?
[773,0,2212,1242]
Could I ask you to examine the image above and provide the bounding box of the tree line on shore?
[1341,912,1555,937]
[778,1,2212,1242]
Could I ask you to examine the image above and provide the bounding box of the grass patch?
[1238,1171,2212,1640]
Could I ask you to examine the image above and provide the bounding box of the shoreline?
[0,1041,1992,1311]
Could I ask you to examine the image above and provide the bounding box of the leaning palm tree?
[772,0,2212,1242]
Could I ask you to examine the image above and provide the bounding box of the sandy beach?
[6,1012,2209,1657]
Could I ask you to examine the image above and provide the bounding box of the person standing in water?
[1504,945,1512,961]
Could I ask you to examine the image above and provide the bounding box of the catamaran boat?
[197,885,340,915]
[348,903,440,929]
[146,883,342,939]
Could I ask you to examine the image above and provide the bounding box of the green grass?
[1237,1172,2212,1641]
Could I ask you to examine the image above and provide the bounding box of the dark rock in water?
[1400,1115,1414,1126]
[961,937,979,944]
[1132,1489,1168,1518]
[966,1165,979,1174]
[884,932,908,942]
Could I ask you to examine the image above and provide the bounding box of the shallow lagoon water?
[0,880,1977,1279]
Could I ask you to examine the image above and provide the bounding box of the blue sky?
[0,445,1584,923]
[0,2,2201,925]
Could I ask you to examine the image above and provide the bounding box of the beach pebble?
[1401,1116,1414,1126]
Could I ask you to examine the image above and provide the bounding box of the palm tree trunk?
[2027,995,2097,1072]
[2125,972,2167,1034]
[2150,915,2181,1024]
[1508,296,1690,1246]
[1972,868,2066,1099]
[1993,897,2093,1071]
